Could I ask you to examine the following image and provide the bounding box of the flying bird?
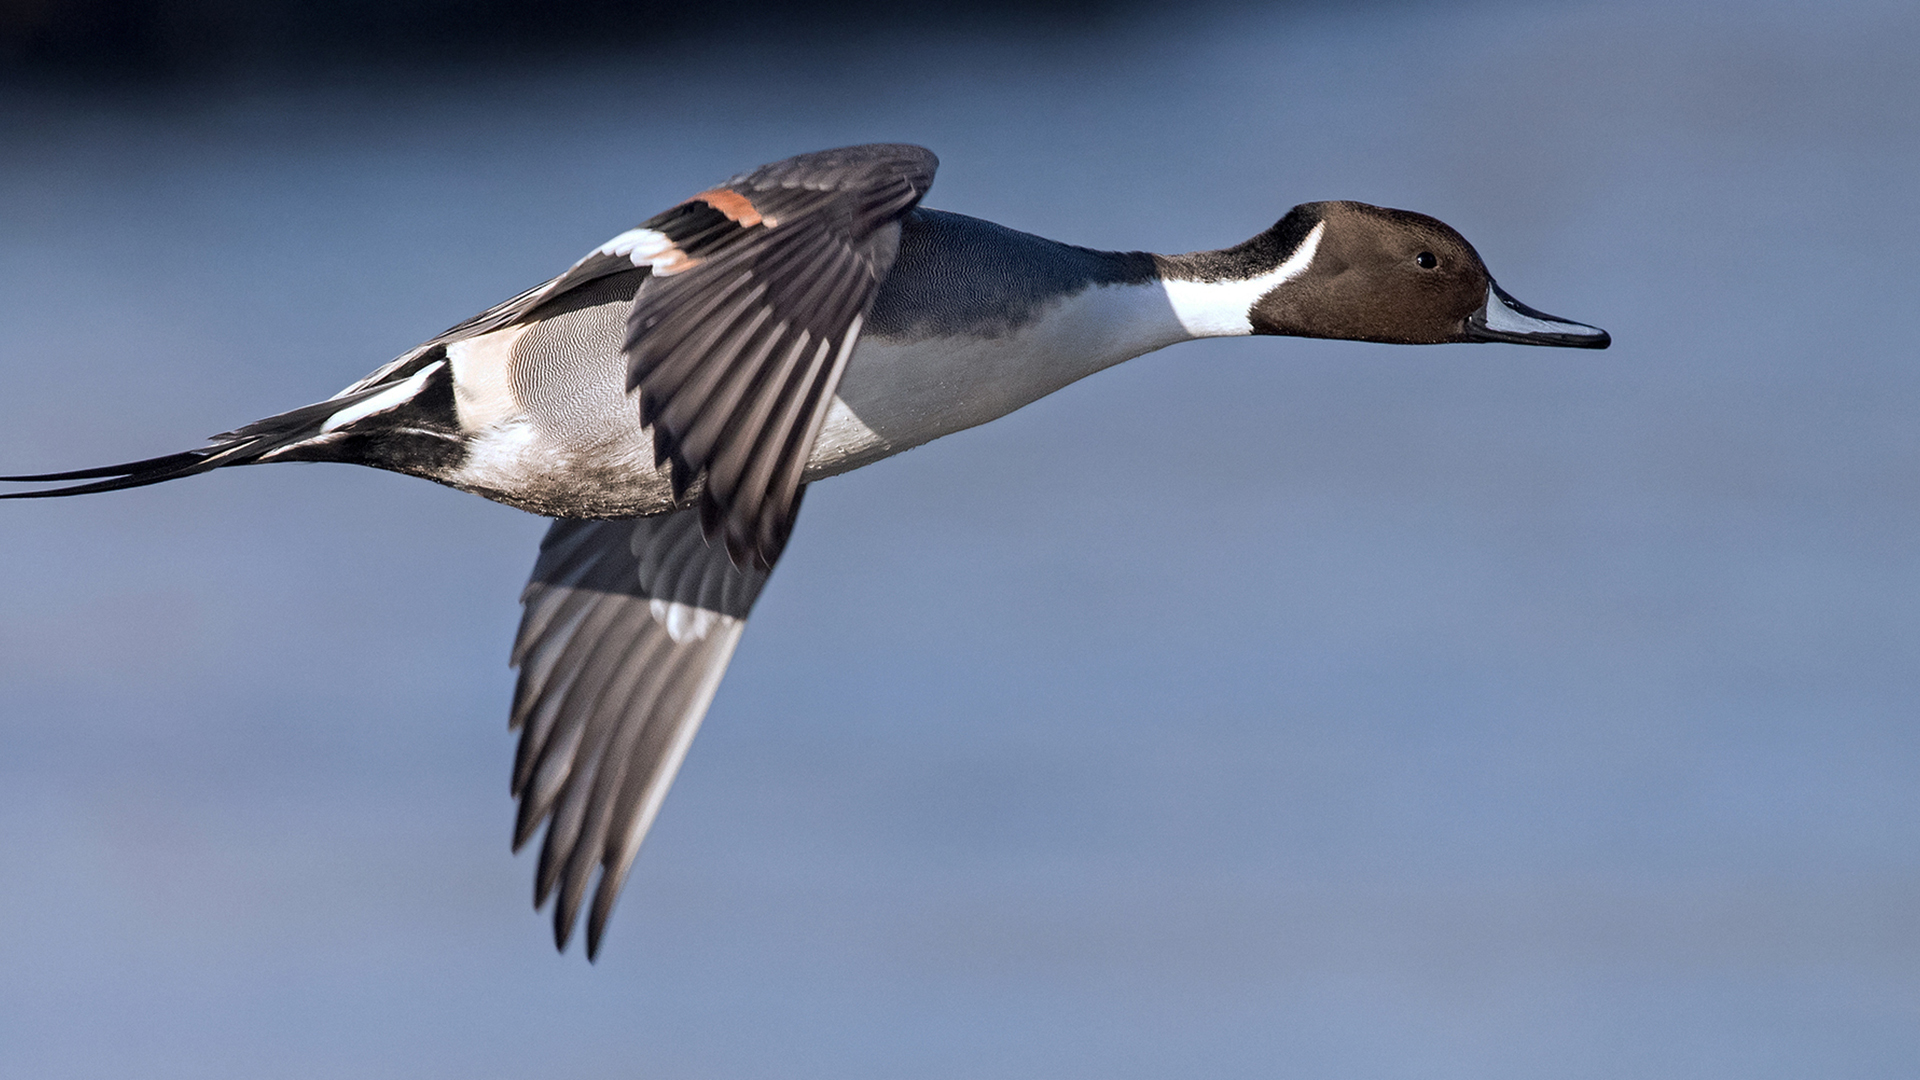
[1,144,1609,959]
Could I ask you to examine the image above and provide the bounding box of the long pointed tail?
[0,446,250,498]
[0,366,443,499]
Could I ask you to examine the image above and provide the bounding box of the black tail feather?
[0,450,219,486]
[0,376,425,500]
[0,446,247,499]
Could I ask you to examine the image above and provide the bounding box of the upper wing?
[622,144,938,570]
[509,500,788,959]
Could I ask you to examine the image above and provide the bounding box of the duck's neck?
[1151,219,1326,339]
[963,216,1327,373]
[822,214,1326,476]
[868,209,1323,359]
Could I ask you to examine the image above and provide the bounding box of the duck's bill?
[1463,281,1610,349]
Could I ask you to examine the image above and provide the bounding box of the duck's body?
[1,145,1608,959]
[297,206,1337,518]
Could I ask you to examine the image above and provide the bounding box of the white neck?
[1157,220,1325,337]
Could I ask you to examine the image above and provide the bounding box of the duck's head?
[1244,201,1609,349]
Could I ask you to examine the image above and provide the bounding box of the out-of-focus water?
[2,0,1917,1076]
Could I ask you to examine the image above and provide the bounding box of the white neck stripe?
[1158,220,1325,338]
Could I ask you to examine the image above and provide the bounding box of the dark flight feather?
[508,503,785,958]
[624,143,937,570]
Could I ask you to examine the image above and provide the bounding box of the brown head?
[1244,201,1609,348]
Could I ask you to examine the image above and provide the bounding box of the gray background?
[3,0,1918,1075]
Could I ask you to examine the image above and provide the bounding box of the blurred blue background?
[3,0,1918,1076]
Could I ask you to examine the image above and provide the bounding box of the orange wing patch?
[693,188,778,228]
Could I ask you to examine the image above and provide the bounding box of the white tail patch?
[319,360,445,433]
[1161,220,1326,337]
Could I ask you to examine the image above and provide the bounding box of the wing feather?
[508,504,784,958]
[624,144,937,569]
[518,596,641,855]
[537,619,667,911]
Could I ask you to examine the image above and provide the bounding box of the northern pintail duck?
[2,144,1609,959]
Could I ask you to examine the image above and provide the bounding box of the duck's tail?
[0,361,448,499]
[0,446,241,498]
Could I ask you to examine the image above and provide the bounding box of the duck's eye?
[1415,251,1437,269]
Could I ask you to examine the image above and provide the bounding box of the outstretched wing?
[508,499,793,959]
[622,143,937,570]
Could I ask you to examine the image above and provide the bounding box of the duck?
[1,143,1609,960]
